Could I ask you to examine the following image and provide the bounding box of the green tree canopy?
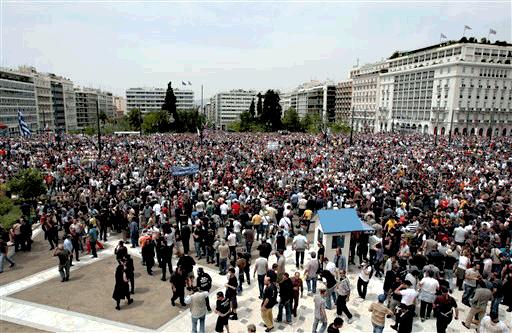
[249,98,255,119]
[162,82,177,123]
[8,168,46,200]
[142,110,170,133]
[301,113,322,133]
[99,111,108,125]
[127,108,142,131]
[261,90,282,131]
[256,93,263,118]
[282,107,301,132]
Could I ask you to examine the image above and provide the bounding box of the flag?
[188,81,192,85]
[464,25,472,30]
[489,28,497,35]
[440,33,447,39]
[18,111,31,137]
[182,81,186,86]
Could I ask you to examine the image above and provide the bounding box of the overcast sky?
[2,1,511,99]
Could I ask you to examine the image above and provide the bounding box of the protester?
[368,294,394,333]
[185,287,209,333]
[112,258,133,310]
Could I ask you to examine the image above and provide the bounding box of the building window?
[331,235,345,249]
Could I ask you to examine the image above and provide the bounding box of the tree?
[256,93,263,118]
[162,81,178,129]
[127,108,142,131]
[301,113,322,133]
[239,111,253,132]
[142,110,170,133]
[248,98,255,119]
[282,107,301,132]
[261,90,282,131]
[99,111,108,125]
[8,168,46,200]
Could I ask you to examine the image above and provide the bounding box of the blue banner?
[171,164,199,176]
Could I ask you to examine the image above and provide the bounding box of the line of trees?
[229,90,350,134]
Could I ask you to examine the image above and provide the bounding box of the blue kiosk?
[314,208,375,262]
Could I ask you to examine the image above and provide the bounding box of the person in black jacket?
[181,224,191,254]
[170,267,186,306]
[112,259,133,310]
[159,240,173,281]
[277,272,294,324]
[125,254,135,294]
[141,238,155,275]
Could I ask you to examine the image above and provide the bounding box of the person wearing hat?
[368,294,394,333]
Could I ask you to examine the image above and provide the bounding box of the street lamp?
[349,106,354,145]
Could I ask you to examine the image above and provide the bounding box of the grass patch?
[0,201,22,229]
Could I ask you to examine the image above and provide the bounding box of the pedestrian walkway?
[0,234,505,332]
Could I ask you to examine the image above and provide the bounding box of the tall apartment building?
[0,68,38,136]
[16,66,77,132]
[377,41,512,136]
[284,81,337,122]
[74,88,113,129]
[126,87,194,114]
[350,61,389,132]
[335,80,353,122]
[208,89,257,129]
[113,96,126,119]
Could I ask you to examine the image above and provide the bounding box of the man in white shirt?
[292,231,309,269]
[418,270,439,321]
[220,202,229,220]
[227,232,237,261]
[453,225,467,245]
[479,312,509,333]
[253,256,268,299]
[394,280,418,307]
[184,288,209,333]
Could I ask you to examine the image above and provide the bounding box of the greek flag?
[18,111,31,137]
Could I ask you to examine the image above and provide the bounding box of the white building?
[283,80,337,122]
[0,68,38,136]
[376,40,512,136]
[1,66,78,134]
[350,62,388,132]
[126,87,194,114]
[208,89,257,129]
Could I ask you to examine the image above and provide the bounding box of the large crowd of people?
[0,132,511,333]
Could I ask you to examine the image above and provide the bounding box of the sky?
[2,0,511,100]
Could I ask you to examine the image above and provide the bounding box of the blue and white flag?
[18,111,31,137]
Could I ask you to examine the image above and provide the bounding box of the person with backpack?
[357,260,373,299]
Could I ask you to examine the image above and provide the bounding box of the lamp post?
[349,106,354,146]
[448,107,455,144]
[139,109,143,136]
[96,99,101,160]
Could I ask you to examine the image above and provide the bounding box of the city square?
[1,1,512,333]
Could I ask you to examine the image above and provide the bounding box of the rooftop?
[318,208,374,234]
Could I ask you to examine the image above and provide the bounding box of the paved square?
[12,256,187,330]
